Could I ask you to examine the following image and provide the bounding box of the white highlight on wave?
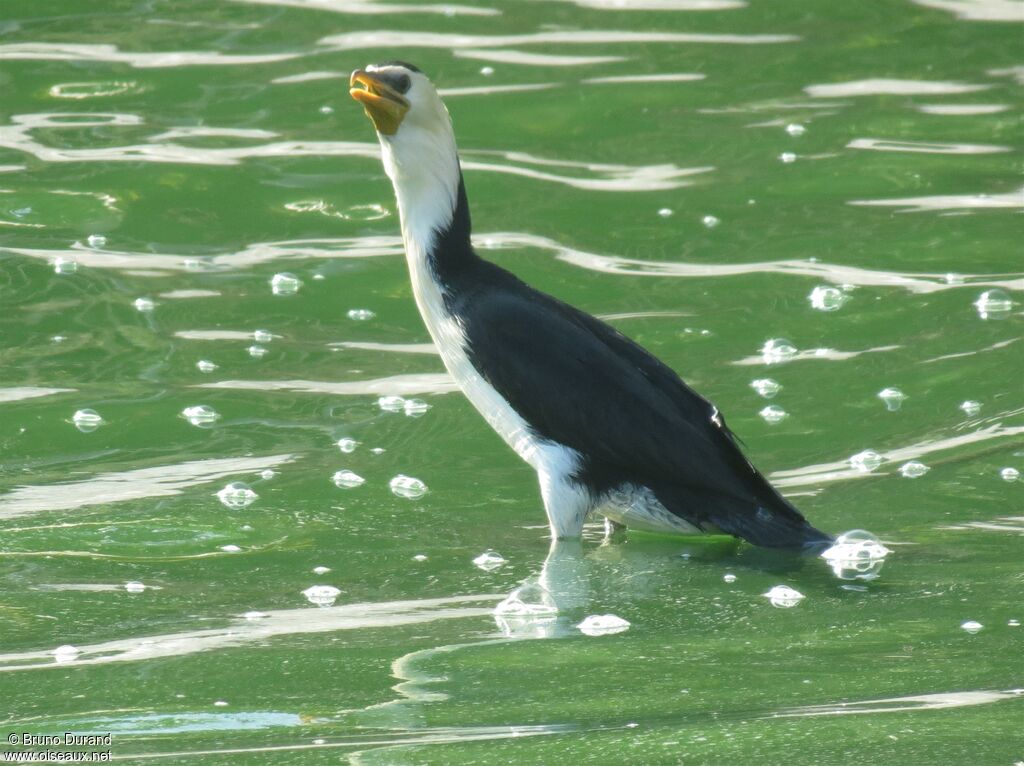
[318,30,799,49]
[227,0,499,15]
[454,49,624,66]
[0,43,297,67]
[847,137,1010,155]
[849,186,1024,213]
[907,0,1024,21]
[804,78,990,97]
[196,374,458,396]
[771,688,1023,718]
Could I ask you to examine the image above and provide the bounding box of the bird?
[350,62,833,552]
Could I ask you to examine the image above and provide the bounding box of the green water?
[1,0,1022,762]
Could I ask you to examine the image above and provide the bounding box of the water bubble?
[413,554,428,562]
[86,234,107,248]
[319,105,333,114]
[480,66,495,76]
[220,544,241,553]
[313,566,331,575]
[779,152,796,163]
[701,215,720,228]
[217,481,257,509]
[53,645,80,663]
[390,474,427,499]
[347,309,376,321]
[253,329,273,343]
[214,700,229,707]
[878,387,907,411]
[759,405,788,424]
[495,582,558,616]
[270,272,302,296]
[124,581,146,593]
[371,447,386,455]
[337,438,359,453]
[821,529,891,581]
[196,359,218,373]
[403,398,431,417]
[11,206,31,218]
[181,405,220,427]
[577,614,631,635]
[723,573,737,583]
[974,289,1013,320]
[808,285,848,311]
[473,550,506,571]
[133,297,155,312]
[849,450,884,473]
[259,469,275,480]
[761,338,798,364]
[750,378,782,398]
[945,272,964,285]
[244,611,268,620]
[52,335,67,343]
[899,461,930,478]
[960,620,983,634]
[247,345,268,359]
[332,470,365,489]
[1008,619,1020,627]
[53,257,78,274]
[377,395,406,413]
[1000,467,1020,482]
[657,207,674,218]
[959,400,982,417]
[785,123,806,136]
[303,585,341,607]
[71,408,103,432]
[764,585,804,607]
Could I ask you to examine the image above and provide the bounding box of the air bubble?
[960,400,982,417]
[124,581,146,593]
[750,378,782,398]
[821,529,891,581]
[961,620,983,634]
[763,585,804,607]
[319,105,333,114]
[577,614,630,635]
[377,395,406,413]
[974,289,1013,320]
[347,309,376,321]
[220,544,241,553]
[86,234,107,248]
[723,573,737,583]
[779,152,796,163]
[404,398,430,417]
[480,66,495,76]
[759,405,788,424]
[760,338,797,364]
[303,585,341,607]
[270,272,302,296]
[657,208,674,218]
[216,481,257,509]
[332,470,365,489]
[899,461,930,478]
[849,450,883,473]
[181,405,220,427]
[244,611,268,620]
[313,566,331,575]
[53,257,78,274]
[53,645,80,663]
[809,285,848,311]
[196,359,218,373]
[878,387,907,411]
[253,329,273,343]
[133,297,155,312]
[413,554,427,561]
[785,123,806,136]
[71,408,103,432]
[337,438,359,453]
[701,215,720,228]
[945,273,964,285]
[1008,619,1020,627]
[473,550,506,571]
[1000,467,1020,482]
[371,447,386,455]
[390,474,427,499]
[247,345,268,359]
[259,469,275,480]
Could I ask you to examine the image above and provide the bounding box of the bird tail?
[652,484,833,554]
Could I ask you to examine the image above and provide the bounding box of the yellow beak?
[350,69,410,136]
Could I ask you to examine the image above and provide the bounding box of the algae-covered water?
[1,0,1022,762]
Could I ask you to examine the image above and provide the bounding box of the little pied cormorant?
[350,62,832,552]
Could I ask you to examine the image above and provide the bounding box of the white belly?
[597,485,703,535]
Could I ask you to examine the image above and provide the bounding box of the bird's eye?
[391,73,411,94]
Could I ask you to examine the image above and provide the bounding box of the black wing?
[455,268,830,550]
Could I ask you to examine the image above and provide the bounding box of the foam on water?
[390,474,427,498]
[216,481,258,509]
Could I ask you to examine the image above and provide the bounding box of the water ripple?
[0,387,76,403]
[0,43,297,67]
[196,374,457,396]
[849,186,1024,213]
[847,137,1010,154]
[804,78,990,97]
[228,0,499,15]
[772,689,1023,718]
[909,0,1024,21]
[319,30,800,50]
[454,49,624,66]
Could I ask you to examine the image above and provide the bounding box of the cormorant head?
[350,62,450,141]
